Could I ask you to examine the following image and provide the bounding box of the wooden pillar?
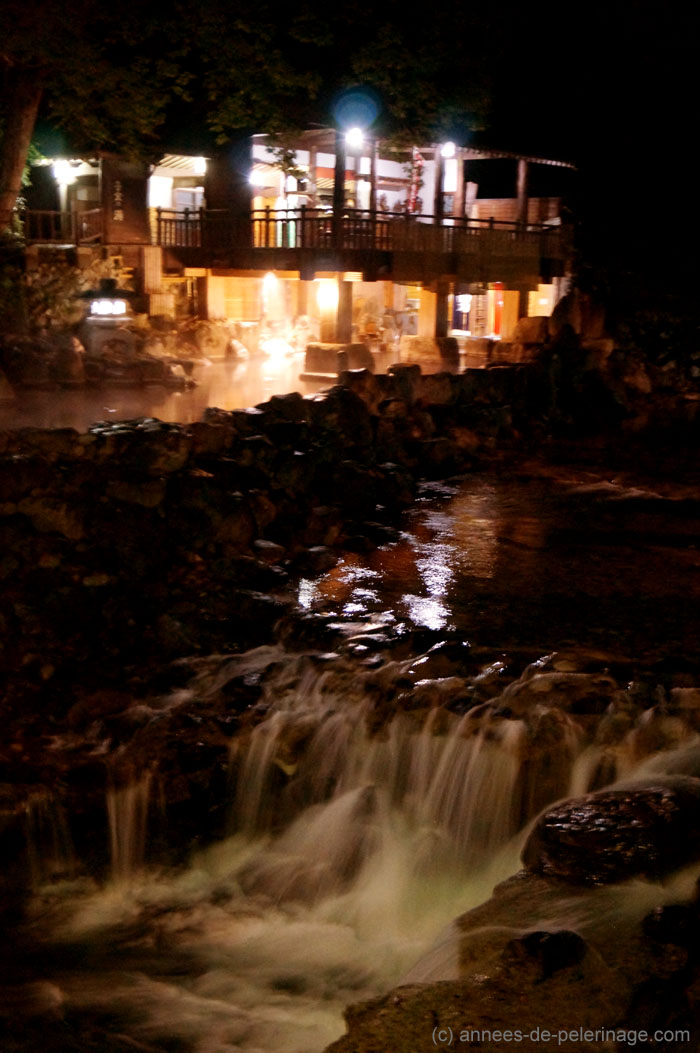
[435,278,451,338]
[369,140,378,214]
[297,280,309,317]
[337,279,353,343]
[511,281,532,319]
[453,155,465,219]
[516,159,529,227]
[309,146,318,206]
[333,130,346,247]
[433,149,444,223]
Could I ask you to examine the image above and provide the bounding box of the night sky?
[27,0,695,293]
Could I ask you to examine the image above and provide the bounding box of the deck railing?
[18,204,563,260]
[153,206,564,257]
[18,208,104,245]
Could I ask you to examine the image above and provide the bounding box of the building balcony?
[17,207,104,246]
[19,205,569,285]
[155,207,567,284]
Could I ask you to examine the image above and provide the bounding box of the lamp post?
[53,159,78,239]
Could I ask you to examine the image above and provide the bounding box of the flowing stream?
[5,463,700,1051]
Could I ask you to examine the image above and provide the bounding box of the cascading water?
[9,646,698,1053]
[106,774,152,883]
[6,468,700,1051]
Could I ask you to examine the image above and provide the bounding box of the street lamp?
[52,159,78,215]
[345,127,364,150]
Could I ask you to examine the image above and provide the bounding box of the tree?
[0,0,190,229]
[1,0,493,232]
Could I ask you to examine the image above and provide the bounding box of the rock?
[642,904,700,949]
[106,477,167,508]
[522,776,700,884]
[338,342,374,372]
[498,671,619,716]
[304,342,344,374]
[16,495,84,539]
[550,289,609,341]
[512,315,549,344]
[416,372,457,406]
[339,368,385,414]
[501,929,587,980]
[327,868,700,1052]
[436,336,459,366]
[1,336,55,388]
[386,362,422,404]
[253,539,286,564]
[0,367,15,401]
[293,545,337,576]
[49,334,86,386]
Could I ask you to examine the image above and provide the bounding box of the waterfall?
[229,671,573,903]
[106,774,152,883]
[11,651,700,1053]
[24,792,75,886]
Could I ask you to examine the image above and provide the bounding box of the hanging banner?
[407,147,424,214]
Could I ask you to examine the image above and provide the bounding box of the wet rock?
[49,334,86,386]
[407,641,473,681]
[292,544,337,576]
[327,866,700,1052]
[16,495,85,540]
[307,387,374,449]
[642,905,700,949]
[502,929,587,980]
[522,776,700,884]
[252,538,286,564]
[436,336,459,367]
[386,363,422,405]
[401,676,473,712]
[0,336,55,388]
[339,368,386,414]
[499,670,618,716]
[0,455,52,502]
[105,476,167,508]
[512,315,550,345]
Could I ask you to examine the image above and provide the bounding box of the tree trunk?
[0,68,44,232]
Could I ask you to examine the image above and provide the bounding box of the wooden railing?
[18,208,104,245]
[153,206,565,258]
[18,204,564,261]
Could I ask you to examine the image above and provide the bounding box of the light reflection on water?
[0,355,327,432]
[298,472,700,655]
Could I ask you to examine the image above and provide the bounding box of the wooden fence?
[153,206,564,258]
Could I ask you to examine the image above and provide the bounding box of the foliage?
[0,247,130,334]
[0,1,187,161]
[266,142,308,185]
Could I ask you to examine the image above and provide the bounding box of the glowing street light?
[345,127,364,150]
[52,159,78,186]
[440,141,456,159]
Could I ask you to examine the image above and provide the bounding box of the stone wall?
[0,365,542,689]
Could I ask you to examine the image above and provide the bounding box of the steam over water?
[0,358,326,432]
[6,466,700,1051]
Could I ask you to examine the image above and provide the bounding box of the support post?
[453,153,465,220]
[369,140,378,214]
[333,130,346,248]
[435,278,451,338]
[297,280,309,318]
[516,159,529,228]
[309,146,318,206]
[433,149,444,224]
[337,279,353,343]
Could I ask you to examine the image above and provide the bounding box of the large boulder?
[511,315,549,345]
[522,775,700,884]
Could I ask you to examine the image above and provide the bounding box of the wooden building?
[20,132,575,350]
